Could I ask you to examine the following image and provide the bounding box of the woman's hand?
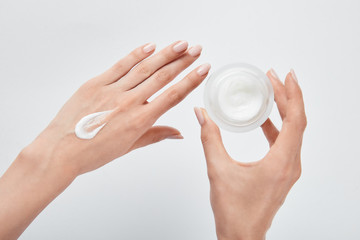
[27,40,210,175]
[0,40,210,239]
[194,69,306,240]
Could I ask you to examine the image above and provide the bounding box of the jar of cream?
[204,63,274,132]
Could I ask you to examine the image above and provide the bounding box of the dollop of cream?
[217,75,266,124]
[75,110,113,139]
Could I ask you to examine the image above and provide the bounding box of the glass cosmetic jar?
[204,63,274,132]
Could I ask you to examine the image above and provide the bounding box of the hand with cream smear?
[0,40,210,239]
[194,69,306,240]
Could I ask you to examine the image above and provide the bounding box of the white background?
[1,0,359,239]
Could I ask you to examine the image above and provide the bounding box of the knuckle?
[136,64,152,76]
[79,80,95,91]
[201,124,220,145]
[167,89,183,106]
[294,114,307,131]
[111,61,125,74]
[77,83,97,99]
[154,70,171,83]
[211,123,221,135]
[201,133,210,145]
[185,74,200,89]
[116,93,137,108]
[287,111,307,131]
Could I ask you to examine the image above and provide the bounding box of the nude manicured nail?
[197,63,211,76]
[270,68,279,79]
[143,43,156,53]
[290,69,298,82]
[194,107,205,125]
[167,134,184,139]
[188,45,202,57]
[173,40,188,52]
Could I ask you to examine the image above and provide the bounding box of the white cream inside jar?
[204,63,274,132]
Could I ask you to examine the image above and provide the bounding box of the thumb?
[128,126,183,151]
[194,107,229,167]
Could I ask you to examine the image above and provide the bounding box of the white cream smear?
[217,74,266,124]
[75,110,113,139]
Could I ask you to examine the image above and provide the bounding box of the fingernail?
[188,45,202,57]
[167,134,184,139]
[143,43,156,53]
[194,107,205,125]
[197,63,211,76]
[290,69,298,83]
[270,68,279,79]
[173,40,188,53]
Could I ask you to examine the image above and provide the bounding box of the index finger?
[271,70,307,159]
[146,63,211,119]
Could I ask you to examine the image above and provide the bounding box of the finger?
[261,118,279,147]
[267,69,287,119]
[128,126,183,151]
[271,69,307,159]
[132,45,202,102]
[194,107,229,167]
[116,40,189,90]
[147,63,211,118]
[98,43,156,85]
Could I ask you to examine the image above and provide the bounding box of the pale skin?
[0,40,306,240]
[194,69,307,240]
[0,40,210,239]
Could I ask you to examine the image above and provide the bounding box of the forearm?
[0,146,75,239]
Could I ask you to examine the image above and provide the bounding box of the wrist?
[19,140,77,188]
[217,232,265,240]
[216,221,267,240]
[217,231,265,240]
[0,143,76,239]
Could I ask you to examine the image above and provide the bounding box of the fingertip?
[285,71,292,83]
[157,126,183,140]
[285,70,302,95]
[197,63,211,76]
[200,107,209,120]
[290,69,298,83]
[188,45,203,57]
[199,108,213,126]
[267,68,285,95]
[194,107,205,126]
[143,42,156,53]
[200,108,221,134]
[268,68,280,79]
[166,134,184,139]
[283,70,306,123]
[173,40,189,53]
